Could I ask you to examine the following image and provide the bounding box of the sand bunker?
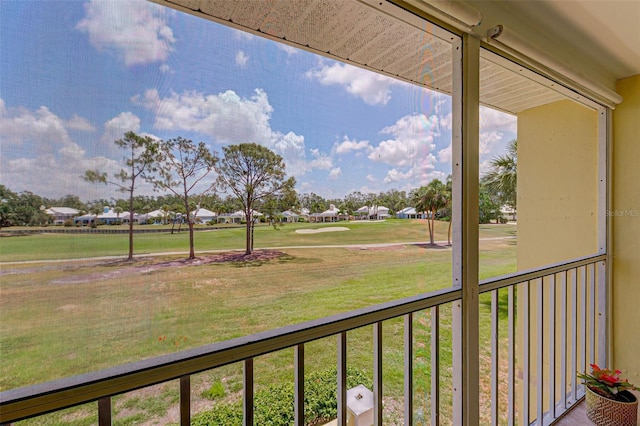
[295,227,350,234]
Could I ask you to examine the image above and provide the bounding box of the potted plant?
[577,364,639,426]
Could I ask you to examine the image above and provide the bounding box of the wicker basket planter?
[586,386,638,426]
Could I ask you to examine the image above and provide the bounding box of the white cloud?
[309,148,333,170]
[101,112,141,153]
[383,165,446,186]
[478,107,517,157]
[366,174,377,183]
[159,64,174,74]
[0,103,133,199]
[437,144,451,164]
[66,114,96,132]
[328,167,342,180]
[235,51,249,68]
[132,88,332,179]
[0,103,73,152]
[333,136,371,155]
[277,44,299,56]
[76,0,175,66]
[2,152,126,200]
[306,61,400,106]
[480,106,517,134]
[439,112,452,131]
[368,114,438,167]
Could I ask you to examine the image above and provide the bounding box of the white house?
[281,210,300,223]
[96,208,132,225]
[45,207,79,225]
[73,213,96,226]
[396,207,426,220]
[356,205,390,220]
[191,208,217,223]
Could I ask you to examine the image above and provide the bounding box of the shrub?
[201,380,226,400]
[63,219,74,227]
[191,367,372,426]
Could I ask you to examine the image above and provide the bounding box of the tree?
[0,185,18,228]
[51,194,87,211]
[84,131,159,261]
[479,183,502,224]
[150,137,217,259]
[412,179,449,245]
[216,143,295,255]
[483,139,517,214]
[11,191,48,226]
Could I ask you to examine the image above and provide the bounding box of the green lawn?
[0,220,517,425]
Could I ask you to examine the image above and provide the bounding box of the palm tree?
[413,179,449,245]
[113,206,123,224]
[483,139,517,215]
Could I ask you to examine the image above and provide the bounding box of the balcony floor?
[554,390,640,425]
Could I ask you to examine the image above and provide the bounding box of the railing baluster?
[589,263,596,367]
[294,344,305,426]
[404,313,414,426]
[560,271,567,412]
[180,376,190,426]
[431,306,440,426]
[508,285,515,426]
[374,322,383,426]
[98,397,111,426]
[537,278,544,426]
[523,281,530,425]
[243,358,254,426]
[579,266,587,398]
[549,274,556,422]
[571,268,577,404]
[490,290,498,426]
[337,332,347,426]
[597,260,607,366]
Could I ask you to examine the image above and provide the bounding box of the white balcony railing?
[0,254,606,425]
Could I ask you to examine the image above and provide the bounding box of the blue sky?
[0,0,516,202]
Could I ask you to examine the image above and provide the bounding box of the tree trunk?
[245,210,252,255]
[447,220,452,246]
[429,209,436,245]
[128,188,134,260]
[188,221,195,259]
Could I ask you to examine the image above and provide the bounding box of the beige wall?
[516,99,599,422]
[517,99,599,270]
[612,74,640,383]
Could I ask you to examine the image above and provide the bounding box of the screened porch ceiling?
[153,0,568,115]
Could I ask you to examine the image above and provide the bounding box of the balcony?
[1,1,638,425]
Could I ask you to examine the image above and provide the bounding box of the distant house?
[217,210,262,224]
[298,208,310,222]
[191,208,217,223]
[74,213,96,226]
[96,208,129,225]
[45,207,79,225]
[138,209,168,224]
[500,205,517,221]
[281,210,300,223]
[310,204,345,223]
[396,207,426,219]
[356,205,390,220]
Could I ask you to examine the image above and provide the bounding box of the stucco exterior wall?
[517,99,599,270]
[612,74,640,383]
